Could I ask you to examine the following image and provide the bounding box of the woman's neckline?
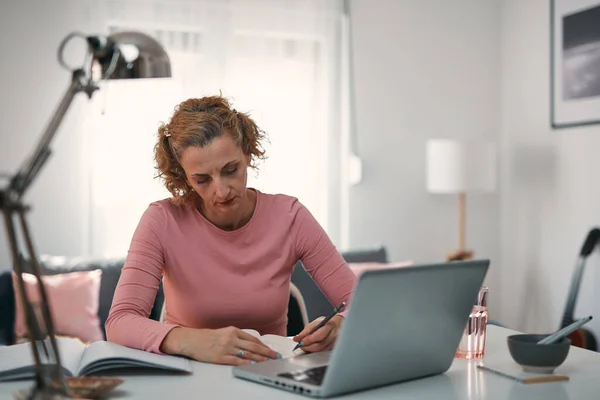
[193,188,261,234]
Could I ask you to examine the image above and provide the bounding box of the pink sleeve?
[105,204,179,354]
[293,203,356,319]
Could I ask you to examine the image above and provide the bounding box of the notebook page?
[54,337,88,375]
[0,337,85,381]
[77,341,192,376]
[242,329,261,338]
[241,329,305,359]
[259,335,304,359]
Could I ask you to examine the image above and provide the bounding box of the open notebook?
[242,329,305,359]
[0,337,192,382]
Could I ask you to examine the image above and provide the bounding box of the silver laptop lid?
[320,259,489,396]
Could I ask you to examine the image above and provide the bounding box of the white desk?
[1,326,599,399]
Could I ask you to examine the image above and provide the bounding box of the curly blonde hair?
[154,95,267,207]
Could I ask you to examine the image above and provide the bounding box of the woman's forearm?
[160,326,196,357]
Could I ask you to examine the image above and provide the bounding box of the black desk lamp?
[0,31,170,399]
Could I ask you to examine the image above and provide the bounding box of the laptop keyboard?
[277,366,328,386]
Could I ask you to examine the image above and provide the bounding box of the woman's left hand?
[293,315,344,353]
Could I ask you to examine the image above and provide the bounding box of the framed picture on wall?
[551,0,600,129]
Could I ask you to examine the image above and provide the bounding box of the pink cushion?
[348,261,413,276]
[12,270,103,344]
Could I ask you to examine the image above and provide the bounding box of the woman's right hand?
[160,326,281,365]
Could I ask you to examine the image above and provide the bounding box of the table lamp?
[426,139,496,261]
[0,31,171,399]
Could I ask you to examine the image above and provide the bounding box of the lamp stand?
[0,69,98,400]
[447,192,473,262]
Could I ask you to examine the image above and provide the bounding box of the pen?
[293,301,347,351]
[537,315,593,345]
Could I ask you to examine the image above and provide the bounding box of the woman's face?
[179,134,250,222]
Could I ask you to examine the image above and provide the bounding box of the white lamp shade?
[426,139,496,194]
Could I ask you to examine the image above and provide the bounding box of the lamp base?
[446,249,474,262]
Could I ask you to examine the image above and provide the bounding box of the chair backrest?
[339,246,388,264]
[159,298,167,323]
[291,245,388,321]
[287,282,308,336]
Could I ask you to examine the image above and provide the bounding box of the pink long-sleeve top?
[105,190,357,354]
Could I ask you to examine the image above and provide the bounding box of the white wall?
[500,0,600,336]
[348,0,502,310]
[0,0,97,270]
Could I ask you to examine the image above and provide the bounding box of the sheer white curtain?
[85,0,345,257]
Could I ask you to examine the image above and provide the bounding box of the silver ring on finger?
[236,349,245,359]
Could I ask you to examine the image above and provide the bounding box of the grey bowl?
[507,334,571,373]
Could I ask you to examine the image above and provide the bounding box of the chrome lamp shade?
[91,31,171,80]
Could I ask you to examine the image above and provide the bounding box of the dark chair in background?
[291,245,388,322]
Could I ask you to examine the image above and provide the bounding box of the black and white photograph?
[552,0,600,128]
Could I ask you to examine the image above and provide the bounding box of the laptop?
[232,259,489,398]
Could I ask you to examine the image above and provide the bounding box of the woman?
[105,95,357,366]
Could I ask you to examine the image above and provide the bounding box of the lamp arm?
[9,68,98,198]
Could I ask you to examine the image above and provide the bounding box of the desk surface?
[1,326,599,399]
